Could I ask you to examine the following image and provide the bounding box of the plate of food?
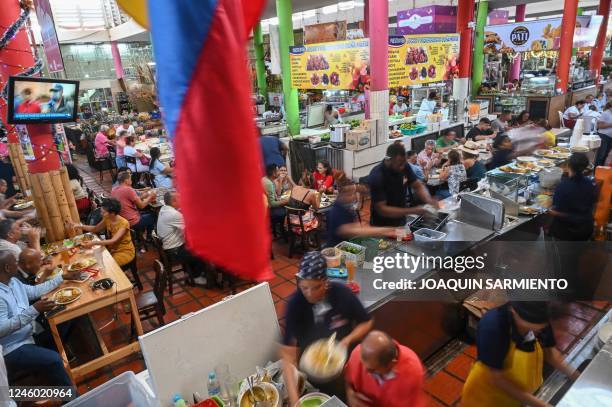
[298,393,331,407]
[499,165,530,174]
[535,149,554,157]
[516,156,537,163]
[42,242,64,256]
[537,159,555,168]
[552,146,570,153]
[73,233,95,246]
[53,287,82,305]
[68,257,97,271]
[519,206,540,215]
[299,335,347,382]
[516,161,541,171]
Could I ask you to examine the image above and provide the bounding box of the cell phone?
[45,305,66,318]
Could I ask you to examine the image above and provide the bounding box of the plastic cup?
[395,228,407,242]
[346,260,356,283]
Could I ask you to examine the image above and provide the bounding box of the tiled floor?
[72,157,610,405]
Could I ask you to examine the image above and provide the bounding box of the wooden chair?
[136,259,167,327]
[285,206,320,258]
[120,255,143,291]
[125,155,143,187]
[86,142,115,182]
[151,231,193,295]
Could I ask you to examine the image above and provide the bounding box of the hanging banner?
[15,125,35,161]
[289,39,370,91]
[388,34,459,87]
[303,21,347,44]
[484,15,603,54]
[33,0,65,73]
[53,124,72,164]
[269,25,281,75]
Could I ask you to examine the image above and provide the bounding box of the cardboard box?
[360,119,377,148]
[345,129,371,151]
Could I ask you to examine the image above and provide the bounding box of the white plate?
[53,287,82,305]
[517,156,537,163]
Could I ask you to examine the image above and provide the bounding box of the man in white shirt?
[0,219,40,260]
[582,105,601,133]
[157,191,207,285]
[117,118,135,136]
[563,100,585,120]
[392,97,409,115]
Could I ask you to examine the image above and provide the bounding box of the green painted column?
[253,22,268,100]
[471,1,489,98]
[276,0,300,135]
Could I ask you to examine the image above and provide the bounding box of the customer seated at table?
[327,182,396,247]
[593,92,605,111]
[466,117,495,141]
[67,164,91,215]
[534,119,556,148]
[460,141,487,181]
[581,105,601,133]
[509,110,531,127]
[157,191,207,285]
[117,117,135,136]
[417,140,441,173]
[287,183,320,235]
[0,180,17,211]
[94,124,114,159]
[313,160,334,193]
[71,198,135,267]
[0,219,40,260]
[437,150,467,199]
[262,164,289,224]
[114,129,128,169]
[549,153,597,241]
[111,172,156,248]
[562,100,586,129]
[274,165,294,197]
[123,136,150,173]
[17,248,53,286]
[491,110,512,134]
[488,134,535,170]
[0,251,80,389]
[345,330,425,407]
[435,130,459,152]
[406,150,425,181]
[298,168,315,188]
[148,147,173,188]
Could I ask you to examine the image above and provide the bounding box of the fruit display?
[400,123,415,130]
[306,54,329,71]
[405,47,428,65]
[348,119,361,129]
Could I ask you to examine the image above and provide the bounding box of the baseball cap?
[296,251,327,280]
[50,84,63,91]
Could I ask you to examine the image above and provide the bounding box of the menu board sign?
[484,15,602,54]
[388,34,460,87]
[289,39,370,91]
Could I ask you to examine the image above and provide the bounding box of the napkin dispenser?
[459,192,505,230]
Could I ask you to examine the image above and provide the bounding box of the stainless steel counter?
[557,340,612,406]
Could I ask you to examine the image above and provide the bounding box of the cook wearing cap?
[462,302,579,407]
[392,97,408,115]
[460,141,487,181]
[281,251,373,405]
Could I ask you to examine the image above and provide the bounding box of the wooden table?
[45,244,143,384]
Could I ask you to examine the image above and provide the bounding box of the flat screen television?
[7,77,79,124]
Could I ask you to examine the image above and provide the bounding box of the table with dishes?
[134,137,174,164]
[41,235,143,383]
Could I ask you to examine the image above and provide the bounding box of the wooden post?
[7,144,29,195]
[59,167,81,234]
[50,170,74,238]
[38,172,65,239]
[29,173,55,243]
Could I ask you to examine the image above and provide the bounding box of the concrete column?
[556,0,580,93]
[368,0,389,145]
[589,0,611,81]
[471,1,489,97]
[276,0,300,135]
[110,41,124,79]
[509,5,526,82]
[253,22,268,99]
[454,0,475,113]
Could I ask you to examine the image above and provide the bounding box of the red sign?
[34,0,64,73]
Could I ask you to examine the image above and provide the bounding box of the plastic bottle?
[172,394,188,407]
[207,371,221,397]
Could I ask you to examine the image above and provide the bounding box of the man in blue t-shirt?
[280,252,373,405]
[259,134,288,169]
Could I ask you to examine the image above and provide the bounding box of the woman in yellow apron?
[462,302,579,407]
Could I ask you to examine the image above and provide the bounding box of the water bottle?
[207,371,221,397]
[172,394,187,407]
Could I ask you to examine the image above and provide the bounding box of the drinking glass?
[346,259,356,283]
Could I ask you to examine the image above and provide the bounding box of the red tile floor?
[72,157,610,405]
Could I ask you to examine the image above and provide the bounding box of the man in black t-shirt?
[281,252,373,405]
[368,143,437,227]
[466,117,496,141]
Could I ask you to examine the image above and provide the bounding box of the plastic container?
[207,372,221,397]
[335,241,366,266]
[349,237,379,261]
[413,228,447,242]
[400,128,411,136]
[64,371,159,407]
[321,247,342,268]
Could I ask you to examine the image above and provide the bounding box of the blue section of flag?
[147,0,218,136]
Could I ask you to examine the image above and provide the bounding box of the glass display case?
[570,69,596,90]
[521,75,556,96]
[410,84,448,112]
[494,94,527,114]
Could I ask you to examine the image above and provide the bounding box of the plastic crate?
[335,241,366,266]
[65,371,159,407]
[349,237,379,262]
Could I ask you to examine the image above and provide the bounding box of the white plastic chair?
[558,111,566,128]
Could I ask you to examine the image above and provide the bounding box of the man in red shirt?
[15,88,41,115]
[111,171,156,251]
[345,330,425,407]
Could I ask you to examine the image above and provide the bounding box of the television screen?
[7,77,79,124]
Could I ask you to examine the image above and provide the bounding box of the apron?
[462,340,544,406]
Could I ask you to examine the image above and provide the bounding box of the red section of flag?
[173,0,271,281]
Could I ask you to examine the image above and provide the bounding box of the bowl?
[238,382,279,407]
[296,393,331,407]
[570,145,589,153]
[321,248,341,268]
[517,156,537,163]
[299,339,347,382]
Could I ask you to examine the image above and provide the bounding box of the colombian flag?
[119,0,271,281]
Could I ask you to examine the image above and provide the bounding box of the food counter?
[477,92,567,127]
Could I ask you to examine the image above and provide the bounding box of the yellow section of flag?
[116,0,149,29]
